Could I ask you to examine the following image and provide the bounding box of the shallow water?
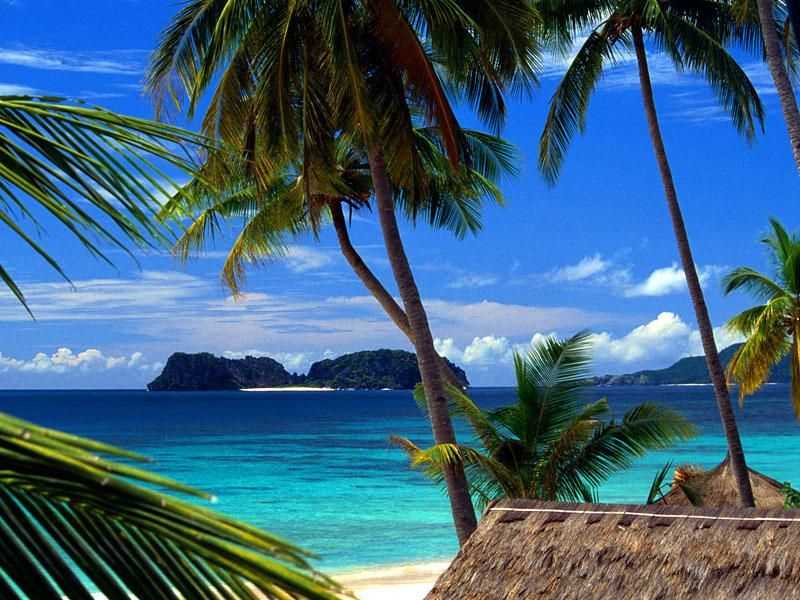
[1,385,797,570]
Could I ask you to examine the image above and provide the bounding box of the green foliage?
[781,482,800,508]
[0,96,205,315]
[161,129,515,294]
[724,219,800,416]
[395,332,697,508]
[0,412,343,599]
[537,0,764,184]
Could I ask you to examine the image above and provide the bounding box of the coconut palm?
[393,332,696,507]
[0,96,204,315]
[163,127,515,392]
[0,411,342,599]
[148,0,538,544]
[738,0,800,170]
[538,0,763,507]
[723,219,800,415]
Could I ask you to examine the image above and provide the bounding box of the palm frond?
[0,412,343,599]
[646,461,674,504]
[0,97,205,311]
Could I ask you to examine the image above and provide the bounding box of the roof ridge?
[490,506,799,523]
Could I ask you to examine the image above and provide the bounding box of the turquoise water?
[1,385,798,571]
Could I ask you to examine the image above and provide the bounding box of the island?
[592,343,790,385]
[147,349,469,391]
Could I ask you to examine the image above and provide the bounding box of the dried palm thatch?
[658,457,786,508]
[427,499,800,599]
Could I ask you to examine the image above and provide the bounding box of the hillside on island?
[148,349,469,391]
[593,343,791,385]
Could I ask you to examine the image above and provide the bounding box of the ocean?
[1,385,798,573]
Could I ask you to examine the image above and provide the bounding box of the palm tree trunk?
[632,25,755,507]
[756,0,800,171]
[329,201,467,389]
[365,146,478,544]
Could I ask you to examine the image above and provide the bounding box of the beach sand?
[336,561,449,600]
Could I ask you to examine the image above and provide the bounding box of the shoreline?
[333,560,450,600]
[241,386,336,392]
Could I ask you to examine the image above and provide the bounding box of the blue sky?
[1,0,798,388]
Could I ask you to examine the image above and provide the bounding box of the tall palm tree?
[538,0,763,506]
[148,0,538,544]
[0,96,203,314]
[164,128,513,369]
[393,332,696,508]
[742,0,800,170]
[724,219,800,415]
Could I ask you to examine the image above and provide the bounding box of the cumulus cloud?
[222,349,316,372]
[548,254,612,282]
[0,348,161,374]
[624,264,723,297]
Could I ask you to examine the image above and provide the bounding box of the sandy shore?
[335,561,449,600]
[240,386,336,392]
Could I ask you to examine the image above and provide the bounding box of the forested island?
[593,343,791,385]
[147,349,469,391]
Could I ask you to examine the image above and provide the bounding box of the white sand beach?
[241,386,336,392]
[336,561,449,600]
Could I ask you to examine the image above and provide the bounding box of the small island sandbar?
[241,386,336,392]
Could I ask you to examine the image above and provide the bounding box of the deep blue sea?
[1,385,798,572]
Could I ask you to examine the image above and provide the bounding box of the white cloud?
[0,83,38,95]
[548,254,611,282]
[0,348,161,374]
[447,274,499,289]
[624,263,723,297]
[589,312,692,363]
[0,47,143,75]
[283,246,334,273]
[222,349,316,372]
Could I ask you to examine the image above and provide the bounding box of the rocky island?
[592,343,790,385]
[148,349,469,391]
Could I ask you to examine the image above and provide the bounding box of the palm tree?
[0,411,342,599]
[148,0,538,544]
[0,96,204,314]
[393,332,696,508]
[723,219,800,415]
[163,129,515,393]
[538,0,763,507]
[741,0,800,170]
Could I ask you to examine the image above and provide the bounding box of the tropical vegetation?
[0,96,203,315]
[0,411,341,599]
[724,219,800,415]
[148,0,538,544]
[393,332,696,507]
[536,0,763,507]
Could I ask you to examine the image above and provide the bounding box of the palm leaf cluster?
[537,0,765,183]
[0,411,342,599]
[393,332,696,508]
[162,128,517,294]
[0,96,206,314]
[147,0,538,215]
[724,218,800,416]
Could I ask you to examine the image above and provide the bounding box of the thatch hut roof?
[427,499,800,599]
[658,457,786,508]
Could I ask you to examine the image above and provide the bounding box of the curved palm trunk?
[329,202,467,389]
[632,25,755,507]
[365,146,477,544]
[756,0,800,171]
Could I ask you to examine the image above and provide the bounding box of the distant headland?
[592,343,791,386]
[147,349,469,391]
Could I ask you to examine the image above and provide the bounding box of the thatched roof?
[427,499,800,599]
[658,457,786,508]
